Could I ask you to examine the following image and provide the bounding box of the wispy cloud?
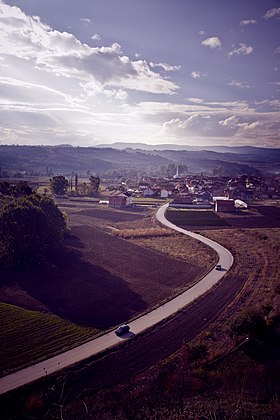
[239,19,257,26]
[228,43,253,57]
[190,71,207,79]
[256,99,280,111]
[80,17,91,24]
[263,8,280,20]
[274,46,280,54]
[201,37,222,49]
[187,98,204,104]
[228,80,251,88]
[150,62,181,72]
[92,33,101,41]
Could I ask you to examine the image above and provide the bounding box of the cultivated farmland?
[0,303,98,375]
[166,208,229,227]
[0,201,216,374]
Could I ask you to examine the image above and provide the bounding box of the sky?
[0,0,280,148]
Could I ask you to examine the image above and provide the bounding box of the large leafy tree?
[89,176,100,195]
[0,181,33,197]
[49,176,68,195]
[0,194,66,270]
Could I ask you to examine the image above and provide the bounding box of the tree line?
[49,175,100,196]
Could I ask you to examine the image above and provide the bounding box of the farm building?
[107,191,132,207]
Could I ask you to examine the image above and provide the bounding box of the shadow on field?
[224,206,280,228]
[63,232,85,249]
[15,248,148,330]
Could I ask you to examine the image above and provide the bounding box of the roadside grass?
[0,302,99,375]
[166,208,229,227]
[112,227,176,239]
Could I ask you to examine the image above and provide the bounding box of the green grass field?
[0,303,99,375]
[166,209,229,227]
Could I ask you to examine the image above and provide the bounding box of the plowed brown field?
[0,203,215,330]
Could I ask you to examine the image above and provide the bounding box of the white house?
[143,187,154,197]
[160,188,169,198]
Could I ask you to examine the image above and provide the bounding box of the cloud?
[255,99,280,111]
[103,88,128,102]
[92,33,101,41]
[81,18,91,24]
[218,115,240,128]
[268,81,280,87]
[274,47,280,54]
[0,2,279,148]
[0,76,73,104]
[228,43,253,56]
[239,19,257,26]
[263,8,280,20]
[198,30,205,35]
[190,71,207,79]
[201,37,222,49]
[0,3,178,95]
[163,118,187,130]
[161,111,280,143]
[187,98,204,104]
[150,62,181,72]
[228,80,251,88]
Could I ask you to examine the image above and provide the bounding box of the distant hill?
[0,144,279,176]
[96,141,280,156]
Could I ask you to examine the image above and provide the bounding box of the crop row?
[0,303,98,375]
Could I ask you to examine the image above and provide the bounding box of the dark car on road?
[115,324,130,336]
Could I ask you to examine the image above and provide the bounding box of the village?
[102,170,280,212]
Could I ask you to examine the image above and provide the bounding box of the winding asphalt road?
[0,203,233,395]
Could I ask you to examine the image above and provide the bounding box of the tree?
[0,180,33,197]
[213,166,225,176]
[0,181,13,196]
[49,176,68,195]
[89,176,100,195]
[14,181,33,197]
[0,194,66,270]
